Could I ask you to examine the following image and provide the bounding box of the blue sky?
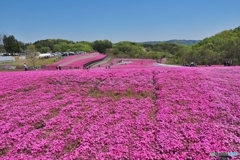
[1,0,240,43]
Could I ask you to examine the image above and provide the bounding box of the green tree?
[113,41,145,58]
[26,44,37,68]
[75,42,93,52]
[33,39,94,53]
[59,42,69,52]
[53,44,62,52]
[18,41,26,52]
[191,26,240,65]
[0,34,3,45]
[3,35,21,55]
[93,40,113,53]
[40,47,51,53]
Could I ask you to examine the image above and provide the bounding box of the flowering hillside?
[45,52,106,70]
[0,67,240,159]
[93,59,157,69]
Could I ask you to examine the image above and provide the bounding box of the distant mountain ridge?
[139,39,201,46]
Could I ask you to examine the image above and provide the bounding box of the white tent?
[0,56,15,62]
[39,53,51,58]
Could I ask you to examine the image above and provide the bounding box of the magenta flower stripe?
[0,67,239,159]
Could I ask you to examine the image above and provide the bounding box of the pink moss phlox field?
[68,54,105,67]
[94,58,156,69]
[0,67,240,159]
[46,52,105,69]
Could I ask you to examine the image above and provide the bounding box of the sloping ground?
[69,54,106,68]
[90,57,111,68]
[59,53,99,66]
[0,67,240,159]
[47,52,99,66]
[155,63,182,67]
[160,58,166,64]
[45,52,105,70]
[97,58,157,69]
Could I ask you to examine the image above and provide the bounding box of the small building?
[39,53,51,58]
[19,55,26,60]
[0,56,15,62]
[0,56,15,63]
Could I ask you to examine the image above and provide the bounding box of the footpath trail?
[59,53,99,66]
[92,59,178,69]
[155,63,182,67]
[91,57,111,68]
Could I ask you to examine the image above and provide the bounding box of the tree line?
[0,34,26,54]
[0,36,113,55]
[189,26,240,65]
[1,26,240,65]
[140,26,240,65]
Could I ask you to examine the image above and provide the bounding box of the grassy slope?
[0,57,60,71]
[1,57,60,66]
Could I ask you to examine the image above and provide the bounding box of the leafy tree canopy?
[33,39,93,53]
[190,26,240,64]
[111,41,145,58]
[93,40,112,53]
[3,35,21,55]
